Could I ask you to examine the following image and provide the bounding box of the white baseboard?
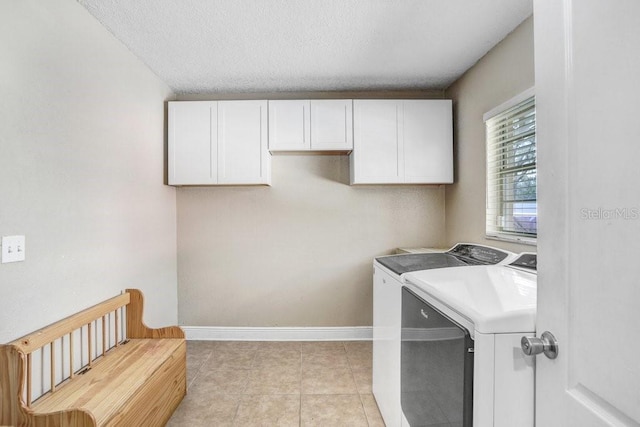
[182,326,372,341]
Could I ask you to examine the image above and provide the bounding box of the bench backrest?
[0,289,156,413]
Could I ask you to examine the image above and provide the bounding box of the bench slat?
[10,293,130,354]
[31,339,184,425]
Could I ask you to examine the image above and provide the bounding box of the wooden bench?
[0,289,186,426]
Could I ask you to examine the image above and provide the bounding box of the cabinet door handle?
[420,309,429,320]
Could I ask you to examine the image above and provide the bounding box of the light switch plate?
[2,235,26,263]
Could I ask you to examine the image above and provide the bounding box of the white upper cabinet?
[168,100,270,186]
[309,100,353,150]
[351,100,403,184]
[217,100,270,185]
[268,99,353,152]
[350,99,452,185]
[403,100,453,183]
[170,98,450,186]
[268,100,310,151]
[168,101,217,185]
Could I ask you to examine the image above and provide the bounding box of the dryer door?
[401,287,474,427]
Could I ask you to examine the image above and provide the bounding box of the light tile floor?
[167,341,385,426]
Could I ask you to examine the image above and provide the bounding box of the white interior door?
[535,1,640,425]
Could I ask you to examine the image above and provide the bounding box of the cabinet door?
[351,100,403,184]
[217,100,270,185]
[268,100,310,151]
[403,100,453,183]
[310,100,353,151]
[168,101,217,185]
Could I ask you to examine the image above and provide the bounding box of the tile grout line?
[345,342,373,427]
[299,343,303,426]
[187,345,214,391]
[232,342,260,424]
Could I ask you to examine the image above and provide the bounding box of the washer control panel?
[448,244,510,265]
[509,253,537,271]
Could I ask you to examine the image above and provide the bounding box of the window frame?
[483,87,537,246]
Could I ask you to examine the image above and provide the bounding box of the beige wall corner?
[444,16,535,253]
[0,0,177,342]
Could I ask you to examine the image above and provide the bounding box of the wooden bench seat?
[31,339,186,426]
[0,289,186,427]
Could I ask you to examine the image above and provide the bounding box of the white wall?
[444,17,535,253]
[0,2,535,337]
[0,0,177,343]
[177,155,446,327]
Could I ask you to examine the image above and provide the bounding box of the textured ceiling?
[78,0,532,94]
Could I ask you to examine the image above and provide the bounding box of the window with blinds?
[485,93,536,241]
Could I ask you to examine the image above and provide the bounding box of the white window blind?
[485,94,537,241]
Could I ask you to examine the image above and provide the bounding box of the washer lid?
[404,265,537,334]
[375,252,473,275]
[375,243,514,275]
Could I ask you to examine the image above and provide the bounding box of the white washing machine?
[372,244,517,427]
[401,253,537,427]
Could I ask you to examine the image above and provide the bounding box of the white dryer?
[402,253,537,427]
[372,244,517,427]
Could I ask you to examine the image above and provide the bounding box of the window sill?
[486,233,537,247]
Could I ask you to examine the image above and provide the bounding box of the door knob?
[521,331,559,359]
